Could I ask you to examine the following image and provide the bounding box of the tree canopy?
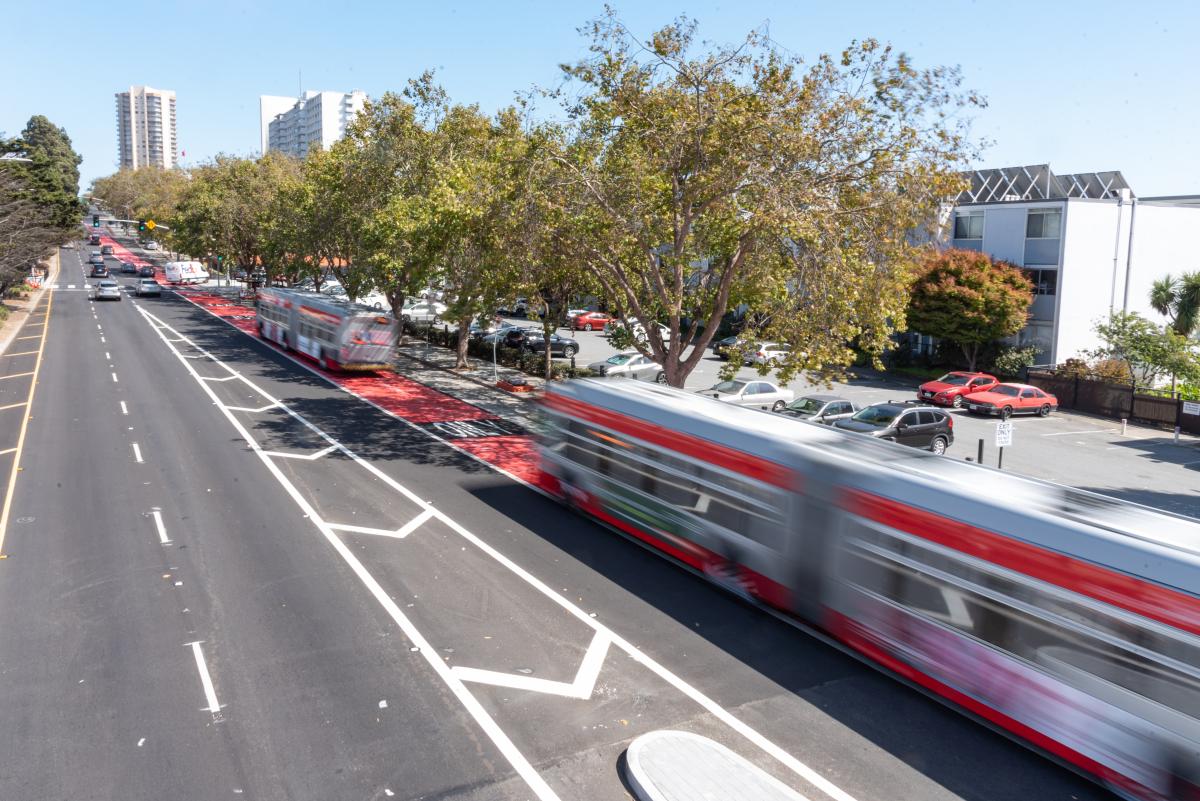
[1149,272,1200,338]
[907,248,1034,371]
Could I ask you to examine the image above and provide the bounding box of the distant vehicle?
[572,311,614,331]
[918,371,998,408]
[965,383,1058,419]
[138,266,156,278]
[257,287,398,371]
[565,308,593,323]
[749,341,792,367]
[711,335,747,361]
[524,331,579,358]
[87,232,102,245]
[163,261,209,285]
[89,264,109,278]
[606,317,672,344]
[776,394,858,424]
[119,261,137,274]
[697,379,794,410]
[92,279,121,301]
[100,244,114,256]
[587,351,665,382]
[833,402,954,453]
[88,251,104,265]
[134,278,162,297]
[143,240,160,251]
[497,297,529,316]
[359,291,390,311]
[399,298,446,324]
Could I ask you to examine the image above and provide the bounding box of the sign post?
[995,421,1013,469]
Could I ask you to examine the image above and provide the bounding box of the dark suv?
[833,402,954,454]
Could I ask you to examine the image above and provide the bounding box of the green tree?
[552,14,981,386]
[907,248,1034,371]
[1088,311,1200,387]
[2,116,84,231]
[91,167,189,235]
[0,170,66,290]
[1149,272,1200,338]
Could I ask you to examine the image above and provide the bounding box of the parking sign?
[995,421,1014,448]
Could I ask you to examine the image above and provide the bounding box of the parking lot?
[503,315,1200,518]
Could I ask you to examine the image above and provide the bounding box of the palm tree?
[1149,271,1200,337]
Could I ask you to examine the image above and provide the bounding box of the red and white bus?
[256,287,398,371]
[538,378,1200,800]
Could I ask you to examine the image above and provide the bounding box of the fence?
[1026,369,1200,435]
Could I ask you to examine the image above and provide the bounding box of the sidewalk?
[397,339,546,397]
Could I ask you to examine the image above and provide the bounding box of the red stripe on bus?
[825,610,1154,801]
[847,490,1200,638]
[542,393,794,490]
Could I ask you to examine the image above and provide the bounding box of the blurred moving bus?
[539,378,1200,800]
[256,287,397,371]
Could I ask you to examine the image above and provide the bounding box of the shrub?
[990,344,1041,377]
[1090,358,1133,384]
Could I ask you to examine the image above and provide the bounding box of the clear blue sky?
[2,0,1197,196]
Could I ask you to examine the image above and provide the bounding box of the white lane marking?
[151,510,171,545]
[111,372,119,383]
[96,324,102,331]
[327,508,435,540]
[100,336,106,344]
[222,402,280,413]
[260,444,337,461]
[105,352,111,360]
[67,284,76,289]
[137,306,859,801]
[453,630,611,700]
[199,374,239,382]
[120,401,128,415]
[131,442,143,463]
[186,641,222,714]
[1040,428,1115,437]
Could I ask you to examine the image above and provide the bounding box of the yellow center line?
[0,289,52,558]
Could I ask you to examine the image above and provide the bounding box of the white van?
[163,261,209,285]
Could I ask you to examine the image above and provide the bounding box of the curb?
[0,251,59,357]
[395,345,545,401]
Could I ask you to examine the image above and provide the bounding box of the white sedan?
[400,299,447,323]
[697,379,794,411]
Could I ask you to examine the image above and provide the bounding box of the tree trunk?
[962,342,979,372]
[455,317,471,369]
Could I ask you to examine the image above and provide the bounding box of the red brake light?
[947,416,954,428]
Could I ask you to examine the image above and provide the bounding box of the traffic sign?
[995,421,1013,448]
[146,220,156,230]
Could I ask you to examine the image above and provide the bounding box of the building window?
[1024,269,1057,296]
[1025,208,1062,239]
[953,213,983,240]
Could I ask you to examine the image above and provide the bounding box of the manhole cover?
[16,516,34,524]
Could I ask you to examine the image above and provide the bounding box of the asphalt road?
[0,240,1113,801]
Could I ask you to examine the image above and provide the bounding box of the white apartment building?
[115,86,177,170]
[261,90,367,159]
[939,165,1200,364]
[259,95,296,155]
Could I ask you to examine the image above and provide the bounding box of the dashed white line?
[120,401,128,415]
[111,372,119,383]
[105,352,111,360]
[131,442,143,463]
[151,509,171,544]
[100,336,106,344]
[186,641,222,714]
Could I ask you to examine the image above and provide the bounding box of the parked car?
[482,324,539,347]
[572,311,614,331]
[711,335,747,361]
[100,244,114,255]
[697,379,794,410]
[524,331,579,358]
[917,371,999,408]
[749,341,792,367]
[90,264,109,278]
[776,394,858,424]
[606,317,671,344]
[964,383,1058,419]
[359,291,390,311]
[92,279,122,301]
[119,260,137,274]
[134,278,162,297]
[143,240,160,251]
[587,351,665,382]
[833,402,954,454]
[400,298,447,324]
[138,266,156,278]
[497,297,529,316]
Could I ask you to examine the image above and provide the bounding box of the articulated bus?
[256,287,398,371]
[538,378,1200,800]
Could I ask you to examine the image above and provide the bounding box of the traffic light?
[138,220,146,233]
[92,214,99,228]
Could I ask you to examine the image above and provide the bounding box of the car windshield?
[992,385,1021,397]
[936,373,971,386]
[605,354,634,365]
[712,380,746,393]
[852,406,899,426]
[99,281,117,287]
[787,397,825,414]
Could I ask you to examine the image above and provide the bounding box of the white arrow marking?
[452,631,611,699]
[327,508,435,540]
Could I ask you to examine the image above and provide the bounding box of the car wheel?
[930,436,948,455]
[373,302,382,310]
[563,345,577,358]
[951,395,963,408]
[584,323,593,331]
[1000,406,1013,420]
[1038,403,1051,417]
[772,400,786,411]
[655,372,667,384]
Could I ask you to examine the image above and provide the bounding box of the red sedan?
[917,371,998,408]
[573,311,614,331]
[964,383,1058,419]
